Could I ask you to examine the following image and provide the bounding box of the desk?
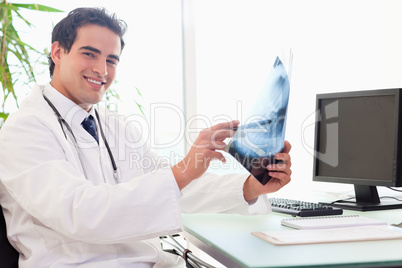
[182,209,402,268]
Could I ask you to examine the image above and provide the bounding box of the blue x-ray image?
[226,56,291,185]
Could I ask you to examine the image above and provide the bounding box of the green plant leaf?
[134,100,145,116]
[10,3,63,13]
[0,1,64,127]
[0,3,19,12]
[0,112,9,120]
[13,9,33,27]
[135,87,143,97]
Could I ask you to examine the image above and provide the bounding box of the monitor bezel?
[313,88,402,188]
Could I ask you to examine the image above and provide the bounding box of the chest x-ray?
[226,52,292,185]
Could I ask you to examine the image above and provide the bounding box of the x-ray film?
[225,54,292,185]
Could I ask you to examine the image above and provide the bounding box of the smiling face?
[50,24,121,111]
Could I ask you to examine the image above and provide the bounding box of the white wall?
[7,0,402,196]
[193,0,402,195]
[10,0,185,158]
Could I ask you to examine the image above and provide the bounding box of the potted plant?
[0,1,62,127]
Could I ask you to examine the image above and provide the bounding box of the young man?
[0,7,291,267]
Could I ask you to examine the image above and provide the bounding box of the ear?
[51,41,64,65]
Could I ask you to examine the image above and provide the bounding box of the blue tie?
[81,115,99,143]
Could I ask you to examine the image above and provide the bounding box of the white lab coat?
[0,83,270,267]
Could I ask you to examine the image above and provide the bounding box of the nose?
[92,59,108,77]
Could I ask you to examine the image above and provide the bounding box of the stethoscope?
[42,92,119,182]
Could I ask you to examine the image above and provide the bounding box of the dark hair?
[48,7,127,77]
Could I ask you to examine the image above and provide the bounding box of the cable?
[380,196,402,202]
[328,194,402,205]
[168,235,216,268]
[160,236,202,268]
[387,187,402,193]
[327,196,355,205]
[160,237,202,268]
[160,235,216,268]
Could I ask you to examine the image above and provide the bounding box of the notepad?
[252,225,402,245]
[281,215,387,230]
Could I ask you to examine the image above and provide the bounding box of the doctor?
[0,7,292,267]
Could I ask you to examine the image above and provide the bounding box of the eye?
[107,59,117,66]
[83,52,95,57]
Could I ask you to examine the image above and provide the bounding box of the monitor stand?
[320,185,402,211]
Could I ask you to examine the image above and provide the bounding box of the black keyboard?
[269,198,343,217]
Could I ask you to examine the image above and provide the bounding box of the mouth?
[84,76,106,87]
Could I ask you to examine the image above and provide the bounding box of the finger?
[282,140,292,154]
[208,151,226,163]
[210,120,240,132]
[209,140,227,150]
[268,171,291,185]
[267,162,290,173]
[274,151,291,166]
[267,167,292,179]
[211,128,237,140]
[271,167,292,178]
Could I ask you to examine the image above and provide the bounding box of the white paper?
[252,225,402,245]
[281,215,387,230]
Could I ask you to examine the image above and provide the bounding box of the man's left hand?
[243,140,292,202]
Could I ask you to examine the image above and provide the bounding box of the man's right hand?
[171,120,239,190]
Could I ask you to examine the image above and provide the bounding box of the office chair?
[0,205,19,268]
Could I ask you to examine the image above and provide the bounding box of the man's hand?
[243,140,292,202]
[172,120,240,190]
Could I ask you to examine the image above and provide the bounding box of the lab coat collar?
[42,83,96,126]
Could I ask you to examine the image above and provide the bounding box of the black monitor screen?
[317,95,395,182]
[313,89,402,211]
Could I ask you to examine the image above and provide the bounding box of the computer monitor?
[313,88,402,211]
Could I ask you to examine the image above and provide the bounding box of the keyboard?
[268,198,343,217]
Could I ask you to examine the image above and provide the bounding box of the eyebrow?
[79,46,120,62]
